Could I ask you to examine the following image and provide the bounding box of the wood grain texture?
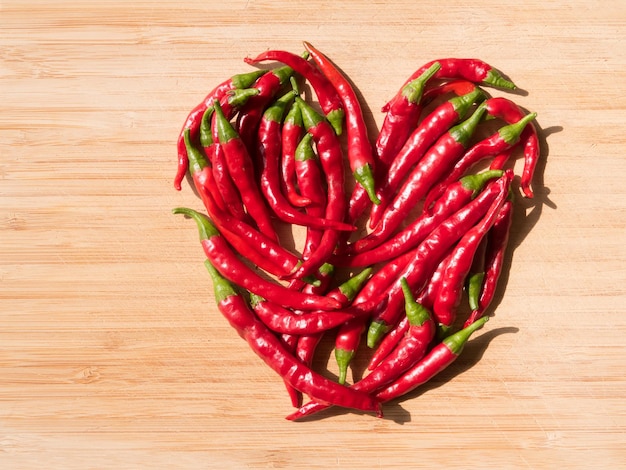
[1,1,625,468]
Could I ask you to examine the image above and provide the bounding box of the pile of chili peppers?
[172,42,539,420]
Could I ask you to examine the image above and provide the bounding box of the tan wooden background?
[2,1,625,468]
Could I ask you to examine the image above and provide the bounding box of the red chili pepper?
[281,99,311,208]
[295,132,327,259]
[288,277,436,420]
[213,101,278,242]
[431,180,509,327]
[420,79,478,104]
[287,97,348,280]
[375,62,442,168]
[367,102,489,245]
[249,293,356,335]
[382,57,516,114]
[374,316,489,403]
[182,129,296,277]
[174,207,342,311]
[174,69,267,191]
[368,88,485,230]
[245,49,345,135]
[203,259,381,415]
[423,111,537,210]
[365,171,512,348]
[337,170,503,265]
[464,199,514,328]
[303,41,379,205]
[235,64,295,159]
[198,107,248,220]
[258,91,356,232]
[484,97,540,198]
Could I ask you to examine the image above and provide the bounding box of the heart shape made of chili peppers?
[173,42,539,420]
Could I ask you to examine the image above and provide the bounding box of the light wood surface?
[2,1,625,468]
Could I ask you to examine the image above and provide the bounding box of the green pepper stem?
[354,164,380,205]
[400,278,432,327]
[449,102,488,147]
[442,316,489,355]
[484,69,516,90]
[401,62,442,104]
[230,69,268,89]
[204,259,237,304]
[213,101,239,144]
[366,319,389,349]
[460,169,504,195]
[183,128,209,174]
[499,112,537,145]
[338,267,373,302]
[334,348,354,385]
[172,207,219,240]
[199,107,215,148]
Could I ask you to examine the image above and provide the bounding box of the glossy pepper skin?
[258,90,355,232]
[337,170,504,265]
[365,171,512,348]
[365,102,489,249]
[374,316,489,403]
[382,57,516,114]
[173,207,342,312]
[182,129,297,277]
[365,88,486,234]
[431,176,510,328]
[287,97,348,280]
[174,69,268,191]
[484,97,540,198]
[303,41,379,205]
[213,101,279,242]
[375,62,442,168]
[464,199,514,328]
[423,111,537,210]
[287,278,436,420]
[203,260,382,415]
[280,99,311,208]
[245,49,345,135]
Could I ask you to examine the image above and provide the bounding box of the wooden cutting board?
[2,1,625,468]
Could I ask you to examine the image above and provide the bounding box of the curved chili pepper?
[466,236,488,313]
[366,102,489,246]
[382,57,515,114]
[374,316,489,403]
[213,101,278,242]
[375,62,442,168]
[367,88,486,231]
[484,97,540,198]
[203,260,381,415]
[287,97,348,280]
[182,129,296,277]
[365,171,512,348]
[245,49,345,135]
[258,91,356,232]
[423,111,537,210]
[464,199,514,328]
[235,64,295,159]
[174,207,342,311]
[303,41,379,205]
[281,99,311,207]
[337,170,503,265]
[199,107,248,220]
[420,79,478,104]
[174,69,268,191]
[431,180,509,328]
[279,332,302,407]
[295,132,327,259]
[249,294,356,335]
[287,278,436,420]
